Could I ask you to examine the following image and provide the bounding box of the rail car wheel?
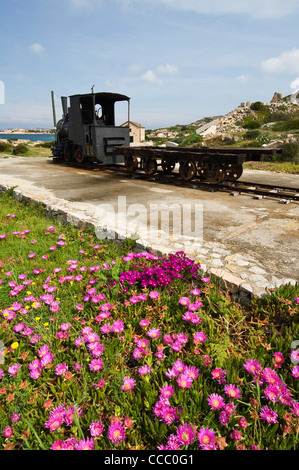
[208,164,226,184]
[161,156,175,173]
[143,157,157,175]
[63,143,73,162]
[225,164,243,182]
[197,162,209,181]
[125,155,138,172]
[75,149,85,164]
[179,161,197,181]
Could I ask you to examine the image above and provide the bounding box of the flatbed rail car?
[114,144,283,183]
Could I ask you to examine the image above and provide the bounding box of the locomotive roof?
[69,92,130,102]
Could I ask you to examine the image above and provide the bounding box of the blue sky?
[1,0,299,129]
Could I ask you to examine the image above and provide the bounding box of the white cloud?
[261,48,299,75]
[29,43,45,55]
[291,77,299,91]
[141,70,163,86]
[117,0,298,18]
[141,63,178,86]
[236,74,248,83]
[157,64,178,75]
[68,0,298,18]
[128,64,144,74]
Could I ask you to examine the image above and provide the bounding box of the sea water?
[0,133,55,142]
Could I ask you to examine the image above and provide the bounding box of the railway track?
[51,157,299,202]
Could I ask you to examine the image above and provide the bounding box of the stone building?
[121,121,145,143]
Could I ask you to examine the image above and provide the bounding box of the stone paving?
[0,156,298,303]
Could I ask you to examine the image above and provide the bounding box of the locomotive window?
[80,96,94,124]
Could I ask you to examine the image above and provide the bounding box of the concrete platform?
[0,155,298,302]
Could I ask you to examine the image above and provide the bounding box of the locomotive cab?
[52,91,131,165]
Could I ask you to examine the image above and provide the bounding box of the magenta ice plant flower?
[108,422,125,444]
[3,426,14,438]
[259,405,278,424]
[207,393,225,410]
[89,420,104,437]
[55,363,68,376]
[223,384,242,399]
[176,423,196,446]
[197,427,217,450]
[121,376,136,391]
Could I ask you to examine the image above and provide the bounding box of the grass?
[0,142,52,158]
[243,161,299,174]
[0,190,298,451]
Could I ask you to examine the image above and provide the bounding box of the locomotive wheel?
[208,164,225,184]
[143,157,157,175]
[225,164,243,182]
[126,155,138,172]
[179,161,197,181]
[63,143,73,162]
[75,149,85,164]
[161,156,175,173]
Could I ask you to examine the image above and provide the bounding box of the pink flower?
[179,296,190,306]
[55,363,68,376]
[89,359,103,372]
[44,414,64,432]
[273,352,284,368]
[177,373,193,389]
[89,420,104,437]
[8,363,21,376]
[291,365,299,379]
[159,384,175,398]
[139,319,150,328]
[243,359,262,376]
[223,384,242,399]
[230,429,242,441]
[3,426,13,438]
[176,423,196,445]
[198,427,217,450]
[149,290,160,300]
[147,327,161,338]
[121,376,136,392]
[112,320,124,334]
[193,331,207,344]
[75,438,95,450]
[207,393,225,410]
[138,365,152,376]
[259,405,278,424]
[108,422,125,444]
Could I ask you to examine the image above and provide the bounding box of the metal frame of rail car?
[52,92,131,165]
[114,145,283,182]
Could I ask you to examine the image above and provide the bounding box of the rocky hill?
[146,92,299,153]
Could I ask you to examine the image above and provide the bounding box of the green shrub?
[250,101,267,111]
[272,119,299,132]
[0,141,12,153]
[279,142,299,163]
[12,143,29,155]
[243,129,261,140]
[182,133,203,146]
[242,116,261,129]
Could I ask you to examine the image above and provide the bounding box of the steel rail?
[51,157,299,202]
